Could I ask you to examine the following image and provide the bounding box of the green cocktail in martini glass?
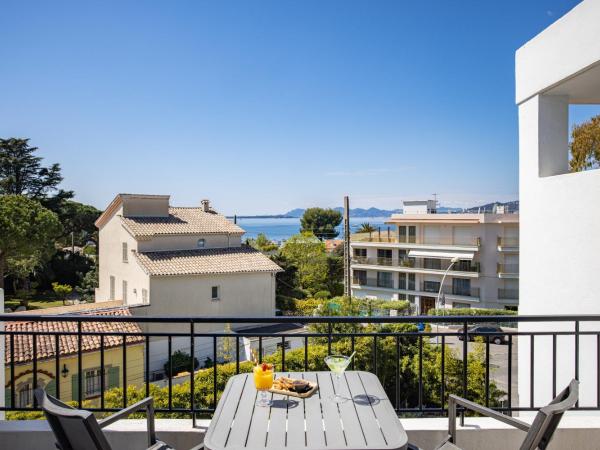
[325,354,353,403]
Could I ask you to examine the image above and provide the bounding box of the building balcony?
[420,282,481,299]
[352,233,481,250]
[352,256,480,277]
[350,277,480,300]
[497,263,519,278]
[497,236,519,251]
[1,313,599,450]
[498,288,519,300]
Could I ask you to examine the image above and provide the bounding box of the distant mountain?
[465,200,519,213]
[237,201,519,219]
[284,207,402,218]
[285,208,306,218]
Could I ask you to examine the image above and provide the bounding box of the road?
[429,327,519,405]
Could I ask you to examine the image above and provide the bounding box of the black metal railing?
[1,313,600,422]
[352,256,480,273]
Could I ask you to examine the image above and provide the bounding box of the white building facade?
[516,0,600,410]
[350,201,519,313]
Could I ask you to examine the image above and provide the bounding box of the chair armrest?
[98,397,157,447]
[447,395,530,444]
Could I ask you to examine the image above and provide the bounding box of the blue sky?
[1,0,597,214]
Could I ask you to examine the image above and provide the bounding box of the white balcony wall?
[516,0,600,410]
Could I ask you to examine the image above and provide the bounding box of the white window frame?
[17,382,32,408]
[122,242,128,263]
[122,280,128,302]
[84,368,104,398]
[109,276,115,300]
[211,285,220,301]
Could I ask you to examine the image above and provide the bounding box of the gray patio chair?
[424,378,579,450]
[34,388,204,450]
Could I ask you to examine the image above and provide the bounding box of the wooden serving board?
[268,381,319,398]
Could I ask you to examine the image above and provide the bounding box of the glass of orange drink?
[253,363,274,407]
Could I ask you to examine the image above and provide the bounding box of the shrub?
[275,295,296,313]
[52,282,72,303]
[314,290,331,299]
[164,350,200,377]
[427,308,517,316]
[293,298,326,316]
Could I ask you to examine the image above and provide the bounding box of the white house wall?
[97,206,150,306]
[516,0,600,410]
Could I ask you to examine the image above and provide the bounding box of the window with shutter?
[5,388,11,408]
[71,374,79,402]
[46,379,57,397]
[108,366,120,389]
[109,276,115,300]
[122,242,128,262]
[122,280,128,302]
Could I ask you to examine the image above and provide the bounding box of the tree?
[52,282,73,304]
[300,207,342,240]
[54,200,101,244]
[75,263,98,302]
[164,350,200,377]
[0,138,73,201]
[280,233,329,294]
[357,222,376,233]
[570,114,600,172]
[247,233,278,252]
[0,195,62,290]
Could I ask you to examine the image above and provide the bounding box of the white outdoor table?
[203,371,408,450]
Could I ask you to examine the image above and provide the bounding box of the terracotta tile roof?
[5,308,143,365]
[121,207,244,237]
[134,246,283,276]
[12,300,124,316]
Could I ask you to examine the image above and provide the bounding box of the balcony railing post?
[462,321,468,406]
[190,321,195,426]
[77,321,82,409]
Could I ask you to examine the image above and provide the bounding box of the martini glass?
[325,354,352,403]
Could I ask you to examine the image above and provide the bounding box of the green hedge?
[427,308,517,316]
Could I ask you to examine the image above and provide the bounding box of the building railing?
[421,283,480,298]
[352,256,480,273]
[497,237,519,247]
[2,313,599,421]
[352,276,394,289]
[497,263,519,275]
[352,233,481,247]
[498,288,519,300]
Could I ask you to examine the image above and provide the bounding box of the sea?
[234,217,392,243]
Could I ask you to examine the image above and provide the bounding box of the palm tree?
[357,222,376,233]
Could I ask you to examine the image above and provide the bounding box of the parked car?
[458,325,508,345]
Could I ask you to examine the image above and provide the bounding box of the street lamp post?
[436,256,460,344]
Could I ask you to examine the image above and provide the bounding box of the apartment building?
[350,200,519,313]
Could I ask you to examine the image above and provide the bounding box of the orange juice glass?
[253,363,274,407]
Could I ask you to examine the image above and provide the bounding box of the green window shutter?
[5,387,10,408]
[46,379,56,397]
[108,367,120,389]
[71,374,79,401]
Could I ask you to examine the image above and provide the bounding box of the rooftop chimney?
[201,199,210,212]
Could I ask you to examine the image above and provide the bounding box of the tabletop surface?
[203,371,408,450]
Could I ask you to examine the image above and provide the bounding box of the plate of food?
[270,376,318,398]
